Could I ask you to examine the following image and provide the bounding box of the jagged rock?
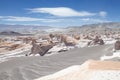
[7,44,20,51]
[27,40,56,56]
[60,35,78,46]
[49,33,55,39]
[99,39,105,45]
[114,41,120,50]
[88,36,104,46]
[73,34,80,40]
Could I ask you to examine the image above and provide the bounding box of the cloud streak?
[0,16,109,22]
[0,16,61,22]
[0,16,4,18]
[3,16,43,21]
[28,7,96,17]
[80,18,109,22]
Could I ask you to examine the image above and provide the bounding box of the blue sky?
[0,0,120,27]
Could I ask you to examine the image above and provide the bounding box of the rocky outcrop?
[60,34,79,46]
[88,36,104,46]
[6,44,22,51]
[73,34,80,40]
[27,40,56,56]
[114,41,120,50]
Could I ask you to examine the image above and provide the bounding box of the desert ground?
[0,23,120,80]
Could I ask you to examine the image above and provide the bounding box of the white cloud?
[0,16,60,22]
[0,16,4,18]
[3,16,43,21]
[42,19,62,22]
[99,11,107,17]
[0,15,110,26]
[28,7,96,17]
[82,18,108,23]
[80,18,110,23]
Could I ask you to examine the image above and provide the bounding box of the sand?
[0,44,114,80]
[35,60,120,80]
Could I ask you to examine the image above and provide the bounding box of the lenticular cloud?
[28,7,96,17]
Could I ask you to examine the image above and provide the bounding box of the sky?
[0,0,120,27]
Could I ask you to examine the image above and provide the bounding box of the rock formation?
[114,41,120,50]
[88,36,104,46]
[60,34,79,46]
[27,39,56,56]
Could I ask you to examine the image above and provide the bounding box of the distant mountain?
[0,31,34,36]
[0,24,52,33]
[80,22,120,28]
[69,22,120,28]
[1,22,120,35]
[0,31,22,36]
[67,22,120,34]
